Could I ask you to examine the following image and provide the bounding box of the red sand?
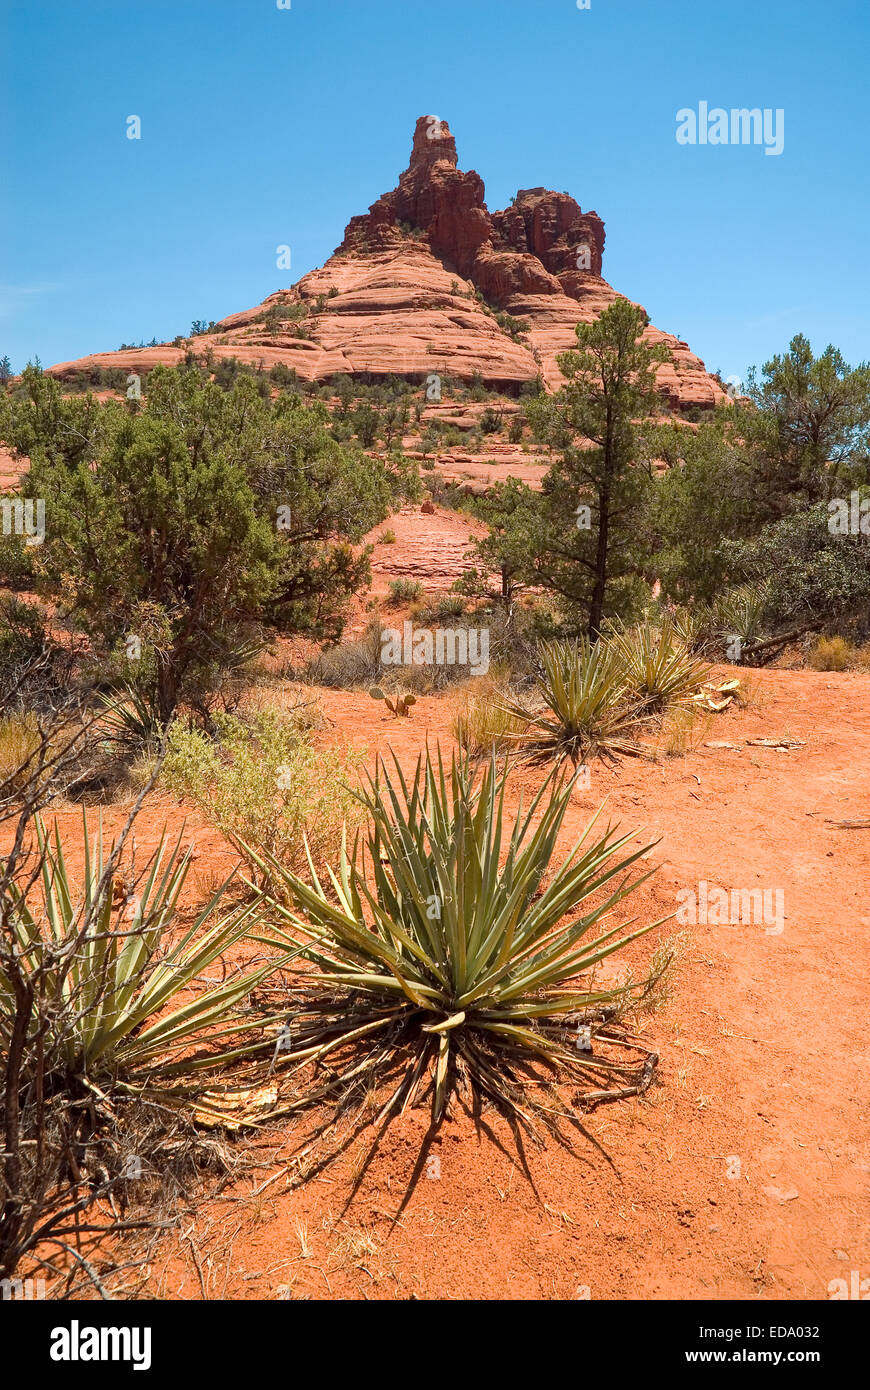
[22,667,868,1300]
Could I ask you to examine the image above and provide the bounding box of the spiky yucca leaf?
[504,638,647,765]
[98,682,166,752]
[670,605,708,653]
[604,616,710,711]
[244,748,667,1137]
[713,585,770,652]
[0,811,291,1088]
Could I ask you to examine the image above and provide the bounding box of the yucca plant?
[713,585,770,658]
[0,812,290,1096]
[243,748,667,1141]
[98,681,167,752]
[504,638,647,765]
[670,605,709,654]
[604,616,710,711]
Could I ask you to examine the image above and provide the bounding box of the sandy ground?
[4,483,867,1301]
[23,664,869,1301]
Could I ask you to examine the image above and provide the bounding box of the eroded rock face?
[48,116,725,411]
[341,117,490,276]
[491,189,606,281]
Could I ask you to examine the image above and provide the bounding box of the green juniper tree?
[651,336,870,613]
[0,365,405,722]
[734,334,870,519]
[458,478,540,617]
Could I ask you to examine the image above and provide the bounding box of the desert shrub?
[261,303,308,334]
[414,595,466,624]
[479,407,503,434]
[442,425,466,448]
[0,596,48,698]
[159,709,362,875]
[304,620,383,689]
[807,635,856,671]
[468,373,489,402]
[494,313,530,341]
[387,578,424,606]
[211,355,245,389]
[444,600,542,685]
[269,362,299,389]
[379,528,397,544]
[0,507,38,590]
[723,503,870,635]
[508,416,524,443]
[520,376,545,397]
[252,748,664,1141]
[420,423,442,459]
[330,420,355,445]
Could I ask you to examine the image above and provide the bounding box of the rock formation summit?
[50,116,724,410]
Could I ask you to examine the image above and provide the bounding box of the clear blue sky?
[2,0,868,383]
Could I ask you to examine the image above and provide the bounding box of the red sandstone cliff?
[49,117,724,411]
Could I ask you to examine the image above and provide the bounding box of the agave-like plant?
[504,638,647,765]
[670,605,709,654]
[98,682,166,753]
[0,812,290,1097]
[604,615,710,711]
[243,748,667,1140]
[713,585,770,657]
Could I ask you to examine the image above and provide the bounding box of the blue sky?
[2,0,868,383]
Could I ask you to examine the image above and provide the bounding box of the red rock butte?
[49,116,724,410]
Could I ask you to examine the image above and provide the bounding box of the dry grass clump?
[304,621,383,689]
[655,704,716,758]
[0,712,43,791]
[807,635,870,671]
[451,681,526,757]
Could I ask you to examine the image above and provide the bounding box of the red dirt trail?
[31,667,868,1300]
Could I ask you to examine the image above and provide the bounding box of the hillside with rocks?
[48,116,725,412]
